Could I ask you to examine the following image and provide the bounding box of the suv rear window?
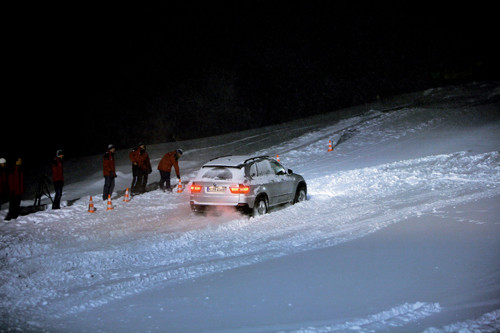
[201,167,234,180]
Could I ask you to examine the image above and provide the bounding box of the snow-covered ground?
[1,82,499,332]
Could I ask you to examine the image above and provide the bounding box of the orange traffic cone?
[328,140,333,152]
[88,196,95,213]
[276,154,280,162]
[177,178,183,193]
[123,188,131,202]
[106,194,114,210]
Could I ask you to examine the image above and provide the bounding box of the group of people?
[0,151,65,221]
[0,144,183,220]
[104,143,183,200]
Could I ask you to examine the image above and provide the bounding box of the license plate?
[207,186,226,193]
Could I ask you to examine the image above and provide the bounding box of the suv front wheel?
[293,185,307,204]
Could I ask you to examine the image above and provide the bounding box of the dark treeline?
[3,2,498,165]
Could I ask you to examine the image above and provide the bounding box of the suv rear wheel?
[252,196,268,217]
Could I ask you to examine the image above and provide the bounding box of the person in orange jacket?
[103,144,116,200]
[51,150,64,209]
[157,149,183,192]
[129,145,140,192]
[5,157,24,220]
[135,143,152,193]
[0,157,8,209]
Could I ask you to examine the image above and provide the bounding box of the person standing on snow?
[0,158,9,209]
[157,149,183,192]
[103,144,117,200]
[5,157,24,220]
[51,150,64,209]
[129,144,140,193]
[135,143,152,193]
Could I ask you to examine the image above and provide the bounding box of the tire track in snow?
[5,150,497,323]
[1,101,499,327]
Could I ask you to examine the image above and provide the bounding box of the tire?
[293,185,307,204]
[252,196,268,217]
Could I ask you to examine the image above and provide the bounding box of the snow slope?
[1,82,499,332]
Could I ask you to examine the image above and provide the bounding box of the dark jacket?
[0,166,8,197]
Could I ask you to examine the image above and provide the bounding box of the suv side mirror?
[288,169,293,174]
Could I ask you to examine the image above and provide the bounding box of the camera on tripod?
[34,175,53,208]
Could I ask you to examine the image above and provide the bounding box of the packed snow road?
[1,82,499,331]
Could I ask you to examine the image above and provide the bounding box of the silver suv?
[190,155,307,216]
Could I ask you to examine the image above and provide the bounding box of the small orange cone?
[276,154,280,162]
[328,140,333,152]
[177,178,183,193]
[123,188,131,202]
[106,194,114,210]
[88,196,95,213]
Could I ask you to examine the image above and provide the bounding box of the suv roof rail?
[244,155,269,164]
[209,154,233,161]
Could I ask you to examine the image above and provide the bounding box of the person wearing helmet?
[157,149,183,192]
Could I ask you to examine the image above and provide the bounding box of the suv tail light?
[190,183,202,193]
[229,184,250,194]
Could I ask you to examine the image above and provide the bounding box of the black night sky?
[4,1,498,166]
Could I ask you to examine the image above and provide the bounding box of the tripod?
[34,176,53,208]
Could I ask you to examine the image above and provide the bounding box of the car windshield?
[270,160,287,175]
[200,167,239,180]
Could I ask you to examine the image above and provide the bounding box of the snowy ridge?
[281,302,441,333]
[1,82,499,331]
[423,309,500,333]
